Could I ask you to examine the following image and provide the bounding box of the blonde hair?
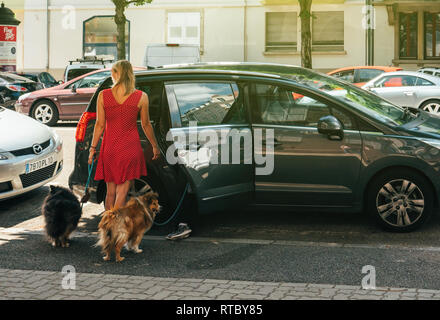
[112,60,135,96]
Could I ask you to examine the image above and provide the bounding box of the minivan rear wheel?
[366,169,434,232]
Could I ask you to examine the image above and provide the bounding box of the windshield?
[284,69,409,126]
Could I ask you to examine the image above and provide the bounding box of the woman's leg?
[114,180,132,209]
[105,182,117,210]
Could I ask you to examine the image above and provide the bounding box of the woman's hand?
[88,147,96,165]
[152,146,160,160]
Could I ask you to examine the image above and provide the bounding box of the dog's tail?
[95,210,118,252]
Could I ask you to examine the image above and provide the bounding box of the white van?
[143,44,200,68]
[63,55,114,83]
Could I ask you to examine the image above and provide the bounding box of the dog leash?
[80,160,95,209]
[153,183,189,226]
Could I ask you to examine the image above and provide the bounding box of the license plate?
[25,154,55,174]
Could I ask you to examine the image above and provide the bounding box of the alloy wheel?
[422,102,440,115]
[376,179,424,228]
[34,104,54,124]
[128,178,151,197]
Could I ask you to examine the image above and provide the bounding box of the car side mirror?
[317,115,344,140]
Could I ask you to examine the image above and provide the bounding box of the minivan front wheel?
[367,169,434,232]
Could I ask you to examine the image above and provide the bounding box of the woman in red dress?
[88,60,160,210]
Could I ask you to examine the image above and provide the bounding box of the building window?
[83,16,129,60]
[425,12,440,59]
[312,11,344,52]
[167,12,201,45]
[399,12,418,59]
[265,12,297,52]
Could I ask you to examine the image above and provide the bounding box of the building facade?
[11,0,440,80]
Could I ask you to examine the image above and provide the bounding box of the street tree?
[298,0,313,69]
[111,0,153,61]
[263,0,314,69]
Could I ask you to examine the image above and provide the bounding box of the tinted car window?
[375,75,418,87]
[67,68,101,81]
[333,69,355,83]
[357,69,384,83]
[76,71,111,89]
[173,82,246,127]
[416,77,434,86]
[45,72,57,84]
[251,83,355,129]
[19,74,38,82]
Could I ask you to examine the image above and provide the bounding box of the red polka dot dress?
[94,88,147,185]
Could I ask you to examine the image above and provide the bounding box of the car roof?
[133,62,308,81]
[377,70,440,81]
[0,72,35,83]
[328,66,402,74]
[364,70,440,86]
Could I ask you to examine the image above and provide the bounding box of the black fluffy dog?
[42,185,82,247]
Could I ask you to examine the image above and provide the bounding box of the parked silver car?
[362,71,440,115]
[0,106,63,200]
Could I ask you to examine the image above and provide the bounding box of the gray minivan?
[70,63,440,232]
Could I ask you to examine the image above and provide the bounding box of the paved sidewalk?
[1,268,440,300]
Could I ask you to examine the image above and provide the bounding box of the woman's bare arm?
[139,92,160,160]
[88,91,105,164]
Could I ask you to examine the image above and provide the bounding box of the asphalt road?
[2,122,440,290]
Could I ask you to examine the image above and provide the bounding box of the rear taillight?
[7,85,28,92]
[75,112,96,142]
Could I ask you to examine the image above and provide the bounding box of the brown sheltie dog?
[96,192,160,262]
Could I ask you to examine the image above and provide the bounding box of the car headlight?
[18,92,31,102]
[50,129,63,153]
[0,152,9,160]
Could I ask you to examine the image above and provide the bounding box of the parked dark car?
[0,72,44,109]
[13,71,61,88]
[70,63,440,232]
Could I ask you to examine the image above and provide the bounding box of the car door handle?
[404,91,414,96]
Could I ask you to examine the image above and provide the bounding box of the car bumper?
[0,139,63,201]
[14,101,31,115]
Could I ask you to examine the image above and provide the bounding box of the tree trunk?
[114,1,126,61]
[299,0,313,69]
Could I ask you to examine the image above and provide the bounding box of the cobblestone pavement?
[1,268,440,300]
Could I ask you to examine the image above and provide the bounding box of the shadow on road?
[0,187,48,228]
